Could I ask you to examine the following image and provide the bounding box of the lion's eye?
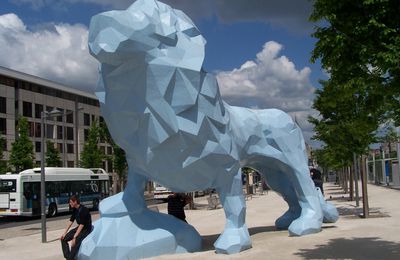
[155,33,178,47]
[182,27,200,37]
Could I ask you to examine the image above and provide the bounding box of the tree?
[309,78,380,168]
[0,136,7,174]
[308,0,400,168]
[9,117,34,172]
[310,0,400,125]
[113,145,128,191]
[100,121,127,192]
[45,140,61,167]
[80,120,104,168]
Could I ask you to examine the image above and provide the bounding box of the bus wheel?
[47,203,58,218]
[92,199,99,211]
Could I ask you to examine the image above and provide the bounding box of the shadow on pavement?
[336,206,390,219]
[294,237,400,260]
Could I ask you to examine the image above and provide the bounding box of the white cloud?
[0,13,98,92]
[216,41,317,142]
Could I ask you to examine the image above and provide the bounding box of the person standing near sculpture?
[167,193,191,222]
[310,168,324,194]
[60,195,92,260]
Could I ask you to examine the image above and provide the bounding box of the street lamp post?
[40,109,62,243]
[61,110,77,167]
[74,105,84,167]
[397,127,400,185]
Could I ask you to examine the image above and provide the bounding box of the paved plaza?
[0,182,399,260]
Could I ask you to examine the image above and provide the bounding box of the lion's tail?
[316,188,339,223]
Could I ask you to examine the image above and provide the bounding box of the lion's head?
[88,0,206,71]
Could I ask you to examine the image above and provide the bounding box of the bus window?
[23,182,40,200]
[0,180,16,192]
[88,181,99,193]
[57,182,70,197]
[46,182,59,197]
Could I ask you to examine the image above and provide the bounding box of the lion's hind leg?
[261,170,301,230]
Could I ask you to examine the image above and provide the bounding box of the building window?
[0,97,6,114]
[66,127,74,140]
[67,161,74,167]
[0,75,15,87]
[57,143,63,153]
[84,113,90,126]
[107,146,112,155]
[23,101,32,117]
[56,108,64,122]
[108,159,113,172]
[35,142,41,153]
[66,110,73,124]
[67,143,74,153]
[46,124,54,139]
[57,125,63,139]
[0,118,6,135]
[28,121,34,137]
[84,129,89,141]
[35,122,41,138]
[35,104,43,119]
[46,106,54,121]
[2,138,7,151]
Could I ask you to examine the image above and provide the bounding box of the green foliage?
[309,0,400,166]
[45,140,61,167]
[99,121,127,179]
[310,0,400,125]
[9,117,34,172]
[113,145,127,179]
[310,79,380,163]
[0,136,7,174]
[80,120,104,168]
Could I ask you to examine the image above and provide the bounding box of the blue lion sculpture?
[80,0,338,259]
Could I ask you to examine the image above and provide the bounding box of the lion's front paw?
[79,210,202,259]
[275,208,301,230]
[288,209,322,236]
[214,226,252,254]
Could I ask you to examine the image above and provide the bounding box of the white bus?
[153,183,173,200]
[0,167,111,217]
[152,182,207,200]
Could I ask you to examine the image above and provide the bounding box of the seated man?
[60,195,92,260]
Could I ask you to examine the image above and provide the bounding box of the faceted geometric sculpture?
[81,0,339,259]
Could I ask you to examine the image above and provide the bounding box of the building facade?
[0,66,113,172]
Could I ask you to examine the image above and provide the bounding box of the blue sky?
[0,0,326,145]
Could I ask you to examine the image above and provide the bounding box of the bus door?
[23,182,41,216]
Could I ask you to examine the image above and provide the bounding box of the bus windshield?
[0,180,16,192]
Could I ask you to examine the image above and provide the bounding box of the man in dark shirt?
[167,193,191,222]
[310,168,324,194]
[60,195,92,260]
